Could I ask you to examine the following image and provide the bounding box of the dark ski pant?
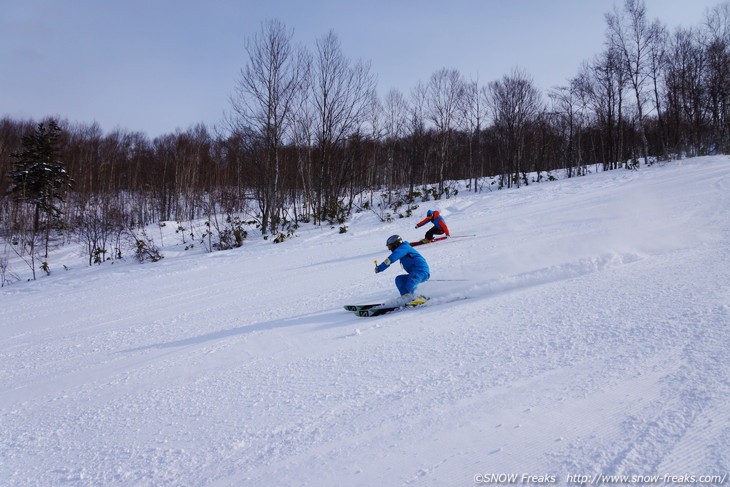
[395,270,429,296]
[425,227,445,240]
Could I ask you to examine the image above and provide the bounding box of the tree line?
[1,0,728,281]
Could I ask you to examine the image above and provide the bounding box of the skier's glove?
[414,225,419,229]
[374,265,380,274]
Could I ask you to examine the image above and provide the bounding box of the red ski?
[410,236,448,247]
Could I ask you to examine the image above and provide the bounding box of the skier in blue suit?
[375,235,430,300]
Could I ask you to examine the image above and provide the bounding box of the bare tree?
[230,19,305,234]
[664,26,707,155]
[486,68,543,187]
[309,29,376,223]
[289,54,316,221]
[405,82,429,194]
[647,22,669,159]
[606,0,664,166]
[426,68,465,192]
[583,47,629,169]
[702,2,730,152]
[549,76,590,177]
[461,78,485,191]
[382,88,409,191]
[364,91,384,193]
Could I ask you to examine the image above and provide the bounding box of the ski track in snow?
[1,157,729,486]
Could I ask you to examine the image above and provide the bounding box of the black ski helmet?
[386,235,402,250]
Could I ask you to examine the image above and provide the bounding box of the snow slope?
[1,156,729,486]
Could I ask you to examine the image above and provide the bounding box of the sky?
[0,0,723,138]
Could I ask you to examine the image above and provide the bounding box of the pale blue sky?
[0,0,722,138]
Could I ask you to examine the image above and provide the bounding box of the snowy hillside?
[1,156,729,486]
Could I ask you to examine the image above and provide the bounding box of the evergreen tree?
[9,120,72,233]
[8,120,73,265]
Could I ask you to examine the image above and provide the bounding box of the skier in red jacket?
[415,210,450,243]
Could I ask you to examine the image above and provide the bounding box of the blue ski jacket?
[376,241,430,277]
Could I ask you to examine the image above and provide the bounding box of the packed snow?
[1,156,729,486]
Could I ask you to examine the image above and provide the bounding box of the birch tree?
[231,19,305,234]
[310,29,376,223]
[606,0,664,166]
[426,68,464,192]
[486,68,542,187]
[382,88,409,191]
[461,78,485,191]
[703,3,730,152]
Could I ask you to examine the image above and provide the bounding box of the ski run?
[1,156,729,486]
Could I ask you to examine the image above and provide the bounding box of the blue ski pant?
[395,270,429,296]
